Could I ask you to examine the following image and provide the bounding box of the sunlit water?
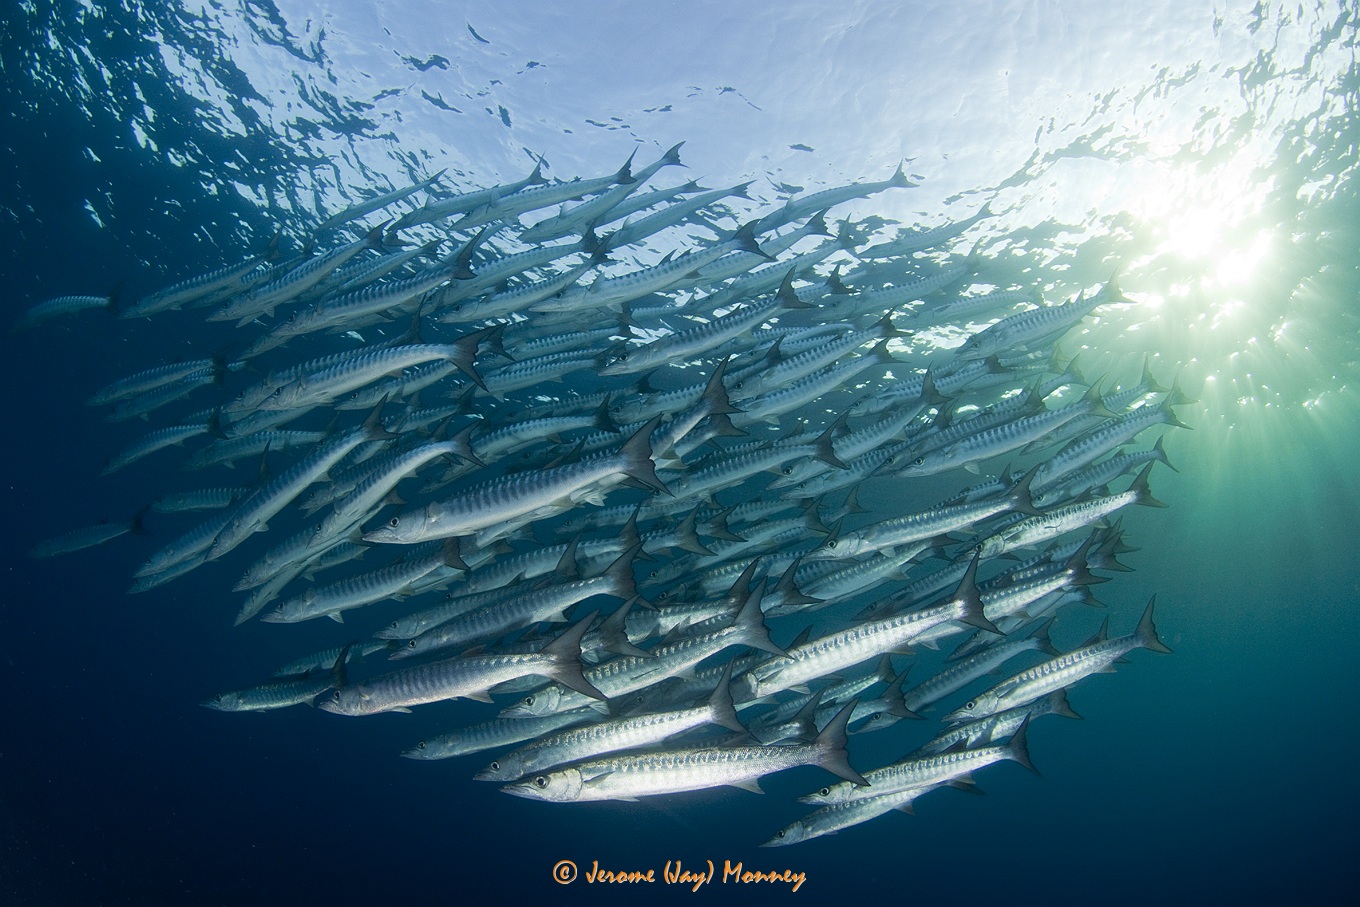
[1,1,1356,904]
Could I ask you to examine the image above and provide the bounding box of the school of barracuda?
[21,142,1188,845]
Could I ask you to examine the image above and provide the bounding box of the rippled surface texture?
[1,2,1356,904]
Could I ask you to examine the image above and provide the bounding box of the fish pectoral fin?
[727,778,764,794]
[390,707,413,714]
[325,612,344,624]
[568,488,608,507]
[465,690,495,703]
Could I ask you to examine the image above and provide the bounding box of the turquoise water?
[1,2,1356,903]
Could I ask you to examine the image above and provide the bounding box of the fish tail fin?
[814,700,870,786]
[1098,272,1131,305]
[783,690,825,744]
[704,411,747,439]
[954,551,1000,635]
[542,612,608,701]
[1064,534,1109,587]
[592,395,622,434]
[1160,396,1195,429]
[448,328,490,391]
[805,209,833,237]
[775,267,815,309]
[1135,594,1172,654]
[888,161,917,189]
[526,157,547,186]
[598,597,651,658]
[360,395,401,441]
[1151,434,1178,473]
[613,149,637,185]
[675,508,717,556]
[105,278,128,313]
[879,669,923,720]
[603,543,645,603]
[363,223,387,250]
[619,415,671,495]
[1028,617,1061,657]
[660,141,685,168]
[1049,688,1083,719]
[1129,462,1167,508]
[733,220,775,261]
[732,584,786,657]
[1140,356,1168,395]
[447,420,486,468]
[439,537,468,571]
[773,557,820,610]
[700,356,742,416]
[1008,464,1044,517]
[708,660,747,734]
[330,642,355,689]
[1007,715,1040,775]
[811,420,848,470]
[703,506,745,543]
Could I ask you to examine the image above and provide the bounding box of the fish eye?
[407,640,417,648]
[489,761,499,771]
[781,466,793,475]
[818,787,830,797]
[775,830,785,838]
[389,517,400,527]
[212,694,222,703]
[885,455,896,464]
[524,695,535,706]
[270,388,281,397]
[417,741,426,749]
[534,776,548,788]
[966,700,976,710]
[826,540,837,549]
[913,457,924,466]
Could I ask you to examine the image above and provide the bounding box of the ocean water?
[1,1,1357,904]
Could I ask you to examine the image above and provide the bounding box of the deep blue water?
[2,2,1358,904]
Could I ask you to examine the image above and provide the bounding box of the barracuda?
[740,554,998,702]
[206,407,399,563]
[502,701,865,802]
[476,661,744,782]
[806,466,1041,561]
[362,416,667,545]
[502,585,785,719]
[317,612,604,716]
[956,277,1130,361]
[943,597,1171,724]
[390,160,545,231]
[316,169,446,234]
[799,716,1036,806]
[262,539,465,624]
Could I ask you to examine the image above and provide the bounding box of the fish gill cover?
[2,1,1358,904]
